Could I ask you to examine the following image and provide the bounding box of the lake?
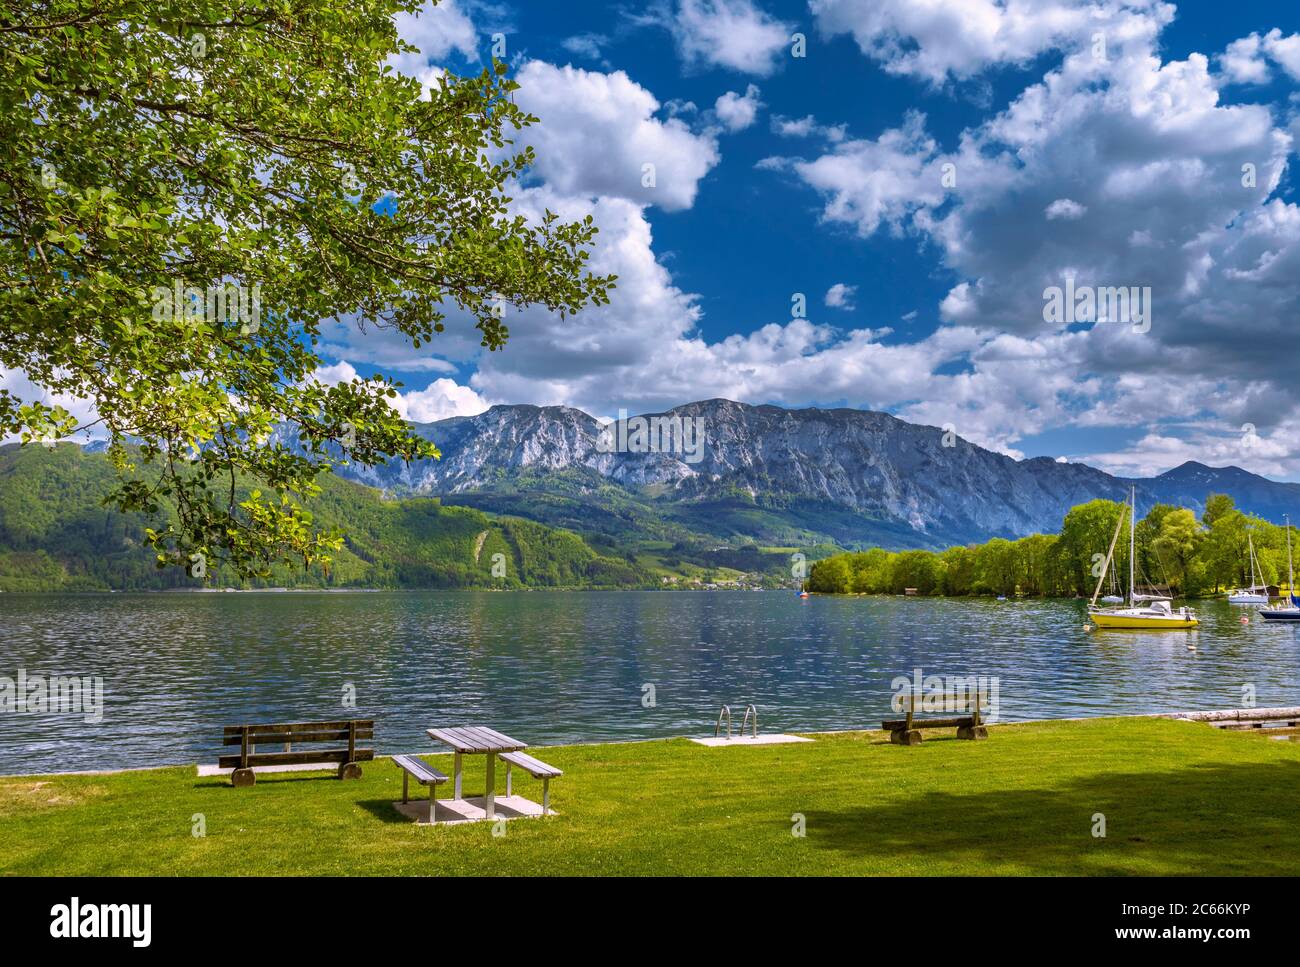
[1,590,1298,773]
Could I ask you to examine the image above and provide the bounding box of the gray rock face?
[278,398,1300,546]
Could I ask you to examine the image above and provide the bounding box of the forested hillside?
[0,444,648,591]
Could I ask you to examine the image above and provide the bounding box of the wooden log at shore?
[1161,706,1300,723]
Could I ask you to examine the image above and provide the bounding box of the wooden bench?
[219,719,374,786]
[882,691,988,746]
[392,754,449,823]
[499,750,562,815]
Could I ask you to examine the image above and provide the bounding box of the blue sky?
[313,1,1300,481]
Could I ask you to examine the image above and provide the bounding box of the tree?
[0,1,613,578]
[973,537,1019,595]
[1151,508,1204,595]
[1056,499,1126,596]
[1202,493,1235,528]
[939,545,976,595]
[1016,533,1058,596]
[889,550,940,595]
[806,554,851,593]
[1135,503,1180,591]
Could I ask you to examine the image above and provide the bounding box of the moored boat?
[1259,515,1300,621]
[1087,487,1199,629]
[1227,532,1270,603]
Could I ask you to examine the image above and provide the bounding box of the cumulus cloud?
[809,0,1174,84]
[312,361,487,425]
[393,378,489,423]
[1044,198,1087,220]
[713,84,763,131]
[764,110,946,236]
[824,283,858,309]
[389,0,478,89]
[512,62,721,212]
[665,0,793,76]
[771,114,847,141]
[1218,33,1270,85]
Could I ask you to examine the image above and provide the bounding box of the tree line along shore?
[805,494,1293,599]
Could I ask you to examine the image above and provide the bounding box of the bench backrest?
[218,720,375,770]
[891,690,987,728]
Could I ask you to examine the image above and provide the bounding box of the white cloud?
[824,283,858,309]
[771,114,847,141]
[311,362,487,425]
[1216,30,1300,85]
[769,111,945,237]
[561,33,608,62]
[0,366,100,443]
[1262,29,1300,80]
[512,62,721,212]
[667,0,793,76]
[714,84,763,131]
[310,360,360,386]
[1044,197,1087,220]
[393,378,489,423]
[1218,33,1269,85]
[389,0,478,89]
[809,0,1175,84]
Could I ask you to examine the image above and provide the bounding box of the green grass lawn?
[2,717,1299,875]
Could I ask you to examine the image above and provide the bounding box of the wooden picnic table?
[426,726,527,819]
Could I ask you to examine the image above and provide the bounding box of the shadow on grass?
[804,760,1300,875]
[355,799,419,824]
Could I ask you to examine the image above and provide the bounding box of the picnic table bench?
[500,750,562,815]
[425,726,563,820]
[219,719,374,786]
[392,754,449,823]
[883,691,988,745]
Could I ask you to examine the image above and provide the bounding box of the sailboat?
[1259,515,1300,621]
[1100,564,1124,604]
[1227,532,1270,604]
[1088,487,1199,629]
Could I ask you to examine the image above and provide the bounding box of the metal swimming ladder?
[714,704,758,739]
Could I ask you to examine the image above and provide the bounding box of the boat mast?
[1090,501,1125,607]
[1287,514,1294,597]
[1128,486,1136,605]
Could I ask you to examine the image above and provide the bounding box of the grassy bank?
[2,718,1299,876]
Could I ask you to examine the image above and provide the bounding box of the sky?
[319,0,1300,481]
[13,1,1300,481]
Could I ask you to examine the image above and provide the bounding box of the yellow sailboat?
[1087,487,1199,629]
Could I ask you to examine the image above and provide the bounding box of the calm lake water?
[1,590,1299,773]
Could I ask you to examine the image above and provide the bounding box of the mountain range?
[9,398,1298,591]
[292,399,1300,551]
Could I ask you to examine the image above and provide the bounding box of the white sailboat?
[1088,487,1199,629]
[1259,515,1300,621]
[1227,532,1270,604]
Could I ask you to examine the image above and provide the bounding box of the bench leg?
[542,777,550,816]
[402,770,409,804]
[429,782,437,825]
[506,761,512,798]
[454,752,462,800]
[957,725,988,740]
[231,768,256,787]
[484,753,496,820]
[890,728,922,746]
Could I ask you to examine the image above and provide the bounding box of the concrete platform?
[393,794,553,825]
[689,733,814,747]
